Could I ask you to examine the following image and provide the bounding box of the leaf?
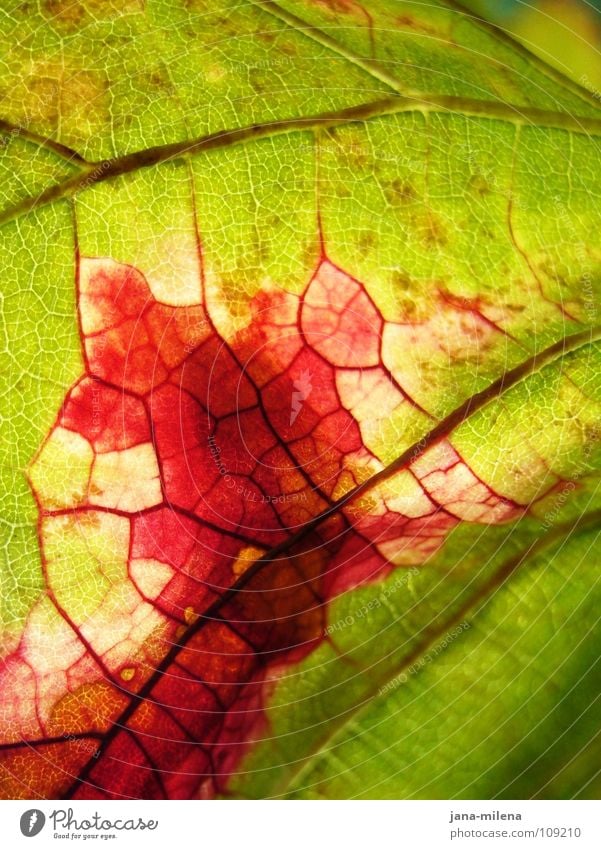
[0,0,600,800]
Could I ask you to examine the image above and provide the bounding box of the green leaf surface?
[232,507,601,799]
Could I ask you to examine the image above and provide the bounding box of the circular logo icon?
[19,810,46,837]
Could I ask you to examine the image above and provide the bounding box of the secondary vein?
[2,93,601,229]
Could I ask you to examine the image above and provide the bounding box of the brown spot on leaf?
[183,0,206,8]
[312,0,357,15]
[384,178,417,205]
[2,59,109,145]
[61,69,109,120]
[23,76,60,127]
[422,213,447,247]
[392,269,413,290]
[398,297,418,317]
[396,14,446,38]
[44,0,85,28]
[359,231,375,251]
[469,173,493,196]
[147,71,171,90]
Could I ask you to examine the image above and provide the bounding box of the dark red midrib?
[59,325,598,798]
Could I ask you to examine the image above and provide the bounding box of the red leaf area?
[0,252,522,799]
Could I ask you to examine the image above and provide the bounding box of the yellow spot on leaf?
[184,606,198,625]
[232,546,266,577]
[120,667,135,682]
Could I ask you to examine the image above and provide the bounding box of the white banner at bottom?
[0,799,598,848]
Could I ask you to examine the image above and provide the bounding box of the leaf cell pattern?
[1,235,543,799]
